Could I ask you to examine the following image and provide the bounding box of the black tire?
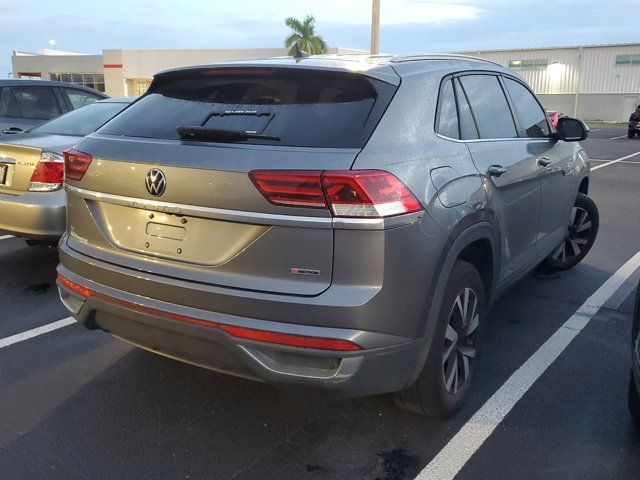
[542,193,599,272]
[628,130,636,139]
[394,260,485,418]
[629,374,640,427]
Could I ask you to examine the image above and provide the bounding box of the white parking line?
[416,249,640,480]
[0,317,75,350]
[610,135,629,140]
[591,151,640,171]
[0,235,14,241]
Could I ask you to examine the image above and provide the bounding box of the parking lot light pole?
[371,0,380,54]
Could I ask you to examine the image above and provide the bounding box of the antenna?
[292,43,310,61]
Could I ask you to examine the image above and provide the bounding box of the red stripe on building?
[103,64,123,68]
[17,72,42,77]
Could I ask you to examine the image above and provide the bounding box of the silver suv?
[56,54,598,417]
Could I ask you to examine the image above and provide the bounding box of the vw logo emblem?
[145,169,166,197]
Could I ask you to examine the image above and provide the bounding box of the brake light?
[29,151,64,192]
[63,148,92,181]
[249,170,422,218]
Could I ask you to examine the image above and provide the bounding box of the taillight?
[249,171,326,209]
[29,151,64,192]
[249,170,423,218]
[322,171,423,217]
[63,148,92,181]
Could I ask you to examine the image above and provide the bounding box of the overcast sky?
[1,0,638,77]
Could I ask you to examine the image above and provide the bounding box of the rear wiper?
[177,126,280,142]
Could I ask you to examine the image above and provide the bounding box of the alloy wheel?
[443,287,479,394]
[551,206,593,264]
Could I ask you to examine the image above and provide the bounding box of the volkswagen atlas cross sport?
[57,54,598,417]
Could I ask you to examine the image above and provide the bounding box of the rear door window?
[11,87,62,120]
[503,77,550,138]
[0,88,21,118]
[458,75,517,139]
[99,68,397,148]
[62,88,103,109]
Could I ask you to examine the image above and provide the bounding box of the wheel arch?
[404,220,499,388]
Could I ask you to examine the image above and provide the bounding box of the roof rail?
[390,53,503,68]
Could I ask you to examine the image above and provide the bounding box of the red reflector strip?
[56,273,361,352]
[57,273,93,298]
[217,324,361,351]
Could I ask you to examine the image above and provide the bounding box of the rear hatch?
[65,65,398,295]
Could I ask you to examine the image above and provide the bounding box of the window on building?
[616,54,640,66]
[508,59,549,71]
[49,72,106,92]
[135,80,152,96]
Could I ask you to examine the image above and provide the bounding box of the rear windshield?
[30,102,128,136]
[99,67,397,148]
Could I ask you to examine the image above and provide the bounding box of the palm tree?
[284,15,328,55]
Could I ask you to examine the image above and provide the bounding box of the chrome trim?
[435,132,556,144]
[65,185,423,230]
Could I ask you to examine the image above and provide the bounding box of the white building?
[458,43,640,122]
[11,43,640,121]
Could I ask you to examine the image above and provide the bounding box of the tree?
[284,15,328,55]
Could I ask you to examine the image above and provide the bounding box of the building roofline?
[456,41,640,54]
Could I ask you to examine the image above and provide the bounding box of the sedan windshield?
[30,102,128,136]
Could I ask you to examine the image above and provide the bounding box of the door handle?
[487,165,507,177]
[537,156,551,167]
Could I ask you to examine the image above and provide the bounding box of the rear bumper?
[0,189,65,239]
[57,264,423,397]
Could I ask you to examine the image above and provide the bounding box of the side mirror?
[555,117,589,142]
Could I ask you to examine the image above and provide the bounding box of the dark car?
[0,80,108,134]
[628,105,640,138]
[630,282,640,425]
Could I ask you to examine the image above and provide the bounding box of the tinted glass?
[0,88,20,117]
[458,75,517,139]
[454,79,479,140]
[62,88,102,109]
[100,68,397,148]
[11,87,61,120]
[436,79,458,139]
[504,78,550,138]
[30,102,128,136]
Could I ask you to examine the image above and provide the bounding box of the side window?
[62,88,102,109]
[458,75,517,139]
[0,88,21,117]
[454,79,479,140]
[503,78,550,138]
[436,79,459,139]
[11,87,62,120]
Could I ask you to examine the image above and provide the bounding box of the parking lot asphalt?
[1,124,639,480]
